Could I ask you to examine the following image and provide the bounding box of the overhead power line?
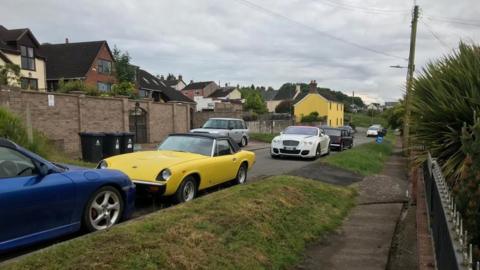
[424,16,480,27]
[231,0,408,60]
[420,19,450,50]
[312,0,410,14]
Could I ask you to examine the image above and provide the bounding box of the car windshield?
[324,129,341,136]
[283,126,318,136]
[368,127,379,130]
[202,119,229,129]
[158,136,213,156]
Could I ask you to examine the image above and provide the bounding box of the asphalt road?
[248,128,373,181]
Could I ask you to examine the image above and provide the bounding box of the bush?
[300,111,325,123]
[57,79,100,96]
[0,107,52,158]
[411,42,480,180]
[111,81,135,97]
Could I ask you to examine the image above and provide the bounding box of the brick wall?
[0,89,191,156]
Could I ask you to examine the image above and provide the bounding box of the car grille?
[280,149,301,154]
[282,140,299,146]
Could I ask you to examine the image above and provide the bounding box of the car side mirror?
[38,163,50,177]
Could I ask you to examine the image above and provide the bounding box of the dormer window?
[97,59,112,74]
[20,46,35,70]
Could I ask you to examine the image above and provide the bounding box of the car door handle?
[232,158,237,162]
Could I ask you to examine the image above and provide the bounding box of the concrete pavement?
[296,138,410,270]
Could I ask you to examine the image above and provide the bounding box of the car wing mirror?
[38,163,50,177]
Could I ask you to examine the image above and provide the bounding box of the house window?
[97,82,112,92]
[20,78,38,90]
[139,89,150,98]
[329,119,331,126]
[20,46,35,70]
[97,59,112,74]
[336,118,338,126]
[329,102,331,110]
[337,103,339,110]
[195,91,200,95]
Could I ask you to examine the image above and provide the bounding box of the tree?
[239,87,267,114]
[275,100,294,114]
[383,101,405,132]
[0,63,20,86]
[112,46,135,83]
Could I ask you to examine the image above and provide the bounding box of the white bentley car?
[271,126,331,159]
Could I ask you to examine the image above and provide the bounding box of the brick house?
[0,25,47,91]
[40,40,116,92]
[181,81,219,99]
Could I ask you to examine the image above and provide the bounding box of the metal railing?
[424,154,479,270]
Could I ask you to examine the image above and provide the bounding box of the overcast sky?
[1,0,479,103]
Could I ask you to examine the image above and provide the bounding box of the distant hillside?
[277,83,365,108]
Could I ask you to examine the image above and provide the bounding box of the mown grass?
[323,134,396,176]
[249,133,277,143]
[345,112,387,128]
[4,176,356,270]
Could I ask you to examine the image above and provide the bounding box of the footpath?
[295,138,416,270]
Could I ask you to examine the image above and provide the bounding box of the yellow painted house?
[293,81,345,127]
[0,25,47,91]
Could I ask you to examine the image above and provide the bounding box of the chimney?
[65,38,69,44]
[160,75,164,80]
[178,75,182,81]
[295,84,301,93]
[309,80,317,93]
[225,83,228,87]
[190,80,194,84]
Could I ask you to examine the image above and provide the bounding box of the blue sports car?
[0,138,135,253]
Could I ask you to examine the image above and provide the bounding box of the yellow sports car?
[97,133,256,203]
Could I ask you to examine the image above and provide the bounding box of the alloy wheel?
[89,190,121,231]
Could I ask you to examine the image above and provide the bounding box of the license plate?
[284,146,295,150]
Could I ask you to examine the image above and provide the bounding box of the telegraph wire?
[420,19,451,50]
[231,0,408,60]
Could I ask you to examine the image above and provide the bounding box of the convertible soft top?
[170,133,240,152]
[0,138,17,149]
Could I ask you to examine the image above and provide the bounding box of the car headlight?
[157,169,172,181]
[97,160,108,169]
[272,139,280,143]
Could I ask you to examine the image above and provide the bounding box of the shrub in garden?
[411,43,480,180]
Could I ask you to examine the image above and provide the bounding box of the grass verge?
[345,112,387,128]
[5,176,356,270]
[323,134,396,176]
[249,132,277,143]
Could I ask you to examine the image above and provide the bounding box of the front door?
[0,147,75,247]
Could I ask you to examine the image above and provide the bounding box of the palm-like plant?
[411,43,480,182]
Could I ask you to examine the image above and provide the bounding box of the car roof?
[287,125,318,129]
[0,138,18,149]
[208,118,243,121]
[171,132,230,140]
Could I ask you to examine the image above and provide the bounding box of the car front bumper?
[271,144,316,158]
[122,183,136,220]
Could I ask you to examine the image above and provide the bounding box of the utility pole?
[404,5,419,155]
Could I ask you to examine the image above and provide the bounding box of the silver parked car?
[190,118,250,147]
